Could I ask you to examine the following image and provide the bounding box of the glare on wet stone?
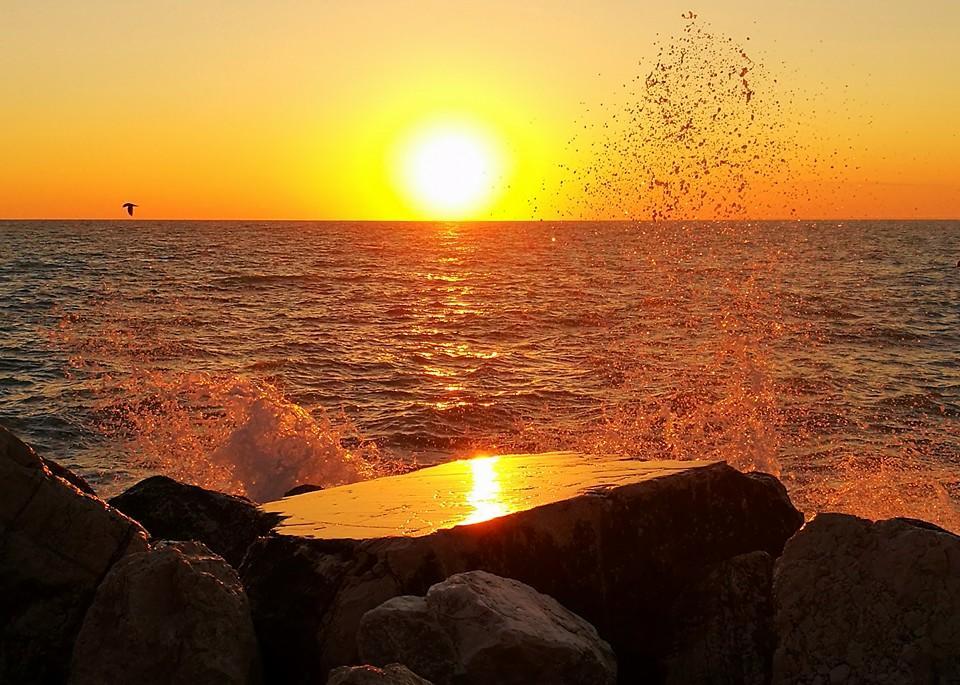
[264,452,718,538]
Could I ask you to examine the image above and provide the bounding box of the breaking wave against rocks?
[7,217,955,534]
[0,15,957,530]
[91,371,391,502]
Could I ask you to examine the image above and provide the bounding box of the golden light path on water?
[36,218,960,534]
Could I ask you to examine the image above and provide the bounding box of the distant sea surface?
[1,221,958,527]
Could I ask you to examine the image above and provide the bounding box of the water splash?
[48,305,402,502]
[28,16,956,533]
[518,14,957,531]
[491,223,786,479]
[532,14,853,220]
[94,371,392,502]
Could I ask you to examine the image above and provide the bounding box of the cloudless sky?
[1,0,958,219]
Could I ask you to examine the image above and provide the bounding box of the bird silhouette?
[122,202,138,216]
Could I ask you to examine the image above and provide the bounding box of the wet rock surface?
[0,425,148,683]
[70,540,262,685]
[243,456,803,682]
[109,474,282,567]
[773,513,960,684]
[357,570,617,685]
[327,664,433,685]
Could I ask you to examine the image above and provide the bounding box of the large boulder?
[69,540,262,685]
[358,571,617,685]
[773,513,960,684]
[327,664,433,685]
[109,475,281,567]
[661,551,774,684]
[358,595,456,684]
[242,454,803,683]
[0,425,149,683]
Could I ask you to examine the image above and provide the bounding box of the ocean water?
[1,220,958,528]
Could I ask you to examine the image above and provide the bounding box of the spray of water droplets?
[531,14,854,221]
[47,299,401,502]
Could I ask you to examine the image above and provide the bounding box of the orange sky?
[1,0,958,220]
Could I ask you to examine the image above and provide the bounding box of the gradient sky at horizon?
[2,0,958,220]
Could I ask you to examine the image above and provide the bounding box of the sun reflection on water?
[463,456,511,524]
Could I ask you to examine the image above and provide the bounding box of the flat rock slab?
[264,452,719,538]
[244,454,802,683]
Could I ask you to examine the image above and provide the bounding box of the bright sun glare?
[398,122,502,219]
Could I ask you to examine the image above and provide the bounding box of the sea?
[1,220,958,529]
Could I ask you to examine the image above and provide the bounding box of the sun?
[396,121,502,219]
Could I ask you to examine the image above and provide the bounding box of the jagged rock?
[242,454,803,683]
[773,513,960,684]
[109,475,281,567]
[69,540,262,685]
[0,425,148,684]
[327,664,433,685]
[41,455,97,495]
[284,483,324,497]
[661,551,774,684]
[358,571,617,685]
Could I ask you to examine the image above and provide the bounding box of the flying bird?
[122,202,138,216]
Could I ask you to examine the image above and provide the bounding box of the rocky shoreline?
[2,423,958,684]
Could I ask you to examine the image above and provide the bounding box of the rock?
[358,595,456,684]
[773,513,960,684]
[109,474,282,567]
[284,483,325,497]
[241,536,360,681]
[41,455,97,495]
[242,454,803,683]
[358,571,617,685]
[661,551,774,684]
[0,424,148,684]
[70,540,262,685]
[327,664,433,685]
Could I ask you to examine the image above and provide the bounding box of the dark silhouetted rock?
[284,483,325,497]
[41,455,97,495]
[773,513,960,684]
[109,474,281,567]
[241,536,359,681]
[358,571,616,685]
[70,540,261,685]
[242,455,803,683]
[327,664,433,685]
[0,424,148,684]
[662,551,774,684]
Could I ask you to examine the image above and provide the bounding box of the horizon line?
[2,217,960,223]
